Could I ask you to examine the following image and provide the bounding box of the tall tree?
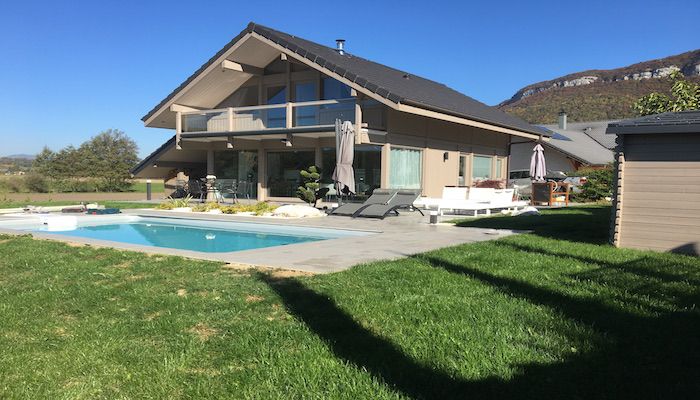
[633,72,700,116]
[78,129,139,191]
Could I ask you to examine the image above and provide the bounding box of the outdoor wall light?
[443,152,449,162]
[281,134,293,147]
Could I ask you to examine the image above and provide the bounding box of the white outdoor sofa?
[416,186,527,217]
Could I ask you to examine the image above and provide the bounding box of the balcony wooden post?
[286,102,293,128]
[175,111,182,150]
[228,107,234,132]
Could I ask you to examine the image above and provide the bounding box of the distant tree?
[633,72,700,116]
[78,129,139,191]
[32,147,56,177]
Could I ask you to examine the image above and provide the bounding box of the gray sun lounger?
[353,190,424,219]
[329,189,397,216]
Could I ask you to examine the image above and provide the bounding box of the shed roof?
[142,22,546,137]
[606,110,700,134]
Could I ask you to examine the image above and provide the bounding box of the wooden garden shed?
[607,111,700,255]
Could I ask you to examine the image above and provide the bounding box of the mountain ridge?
[499,49,700,124]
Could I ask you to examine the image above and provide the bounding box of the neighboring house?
[132,22,545,201]
[509,112,615,178]
[608,110,700,255]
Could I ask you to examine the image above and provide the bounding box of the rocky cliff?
[499,49,700,124]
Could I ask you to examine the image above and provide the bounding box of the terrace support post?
[381,144,391,188]
[175,111,182,150]
[354,93,362,144]
[206,148,217,203]
[228,107,234,132]
[257,147,266,202]
[207,148,215,175]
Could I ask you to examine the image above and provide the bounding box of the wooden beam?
[170,104,203,113]
[280,53,287,61]
[221,60,263,75]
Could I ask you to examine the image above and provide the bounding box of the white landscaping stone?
[272,204,325,218]
[172,207,192,212]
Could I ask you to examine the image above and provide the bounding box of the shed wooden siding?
[613,133,700,254]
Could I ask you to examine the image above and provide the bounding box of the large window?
[495,158,504,179]
[321,145,382,196]
[294,81,317,126]
[322,77,351,100]
[213,150,258,198]
[266,150,315,197]
[472,155,493,181]
[265,85,287,128]
[390,147,422,189]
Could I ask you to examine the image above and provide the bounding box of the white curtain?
[390,148,422,189]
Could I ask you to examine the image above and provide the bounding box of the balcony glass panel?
[293,99,355,127]
[182,110,228,133]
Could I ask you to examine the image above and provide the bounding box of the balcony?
[180,98,357,135]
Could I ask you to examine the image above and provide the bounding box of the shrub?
[220,202,278,216]
[23,173,50,193]
[192,202,222,212]
[296,166,329,206]
[575,166,614,202]
[0,178,23,193]
[156,195,193,210]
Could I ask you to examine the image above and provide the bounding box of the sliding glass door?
[213,150,258,198]
[266,150,315,197]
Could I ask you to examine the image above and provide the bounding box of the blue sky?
[0,0,698,158]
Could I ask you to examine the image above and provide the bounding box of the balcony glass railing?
[180,98,356,134]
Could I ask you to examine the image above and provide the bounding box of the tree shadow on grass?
[414,254,700,399]
[258,273,500,399]
[455,206,611,245]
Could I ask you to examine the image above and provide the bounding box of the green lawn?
[0,200,155,209]
[128,180,165,193]
[0,207,698,398]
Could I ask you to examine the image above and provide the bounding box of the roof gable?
[142,22,545,137]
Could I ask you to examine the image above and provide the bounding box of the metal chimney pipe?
[336,39,345,55]
[558,110,567,130]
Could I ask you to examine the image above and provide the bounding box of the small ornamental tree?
[633,72,700,116]
[296,165,329,207]
[575,165,614,202]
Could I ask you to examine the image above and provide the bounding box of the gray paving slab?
[0,209,519,274]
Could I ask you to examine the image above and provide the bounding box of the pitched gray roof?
[142,22,546,137]
[606,110,700,134]
[540,122,615,165]
[545,120,617,149]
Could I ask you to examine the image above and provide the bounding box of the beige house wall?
[139,109,514,200]
[613,133,700,255]
[385,109,509,198]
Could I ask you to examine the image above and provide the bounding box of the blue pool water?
[4,216,367,253]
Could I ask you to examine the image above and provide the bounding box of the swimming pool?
[0,215,369,253]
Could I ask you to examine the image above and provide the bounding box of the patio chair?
[329,189,397,216]
[187,179,206,202]
[353,190,424,219]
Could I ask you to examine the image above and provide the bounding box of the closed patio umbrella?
[530,143,547,181]
[332,119,356,195]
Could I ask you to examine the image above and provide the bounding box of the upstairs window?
[322,77,351,100]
